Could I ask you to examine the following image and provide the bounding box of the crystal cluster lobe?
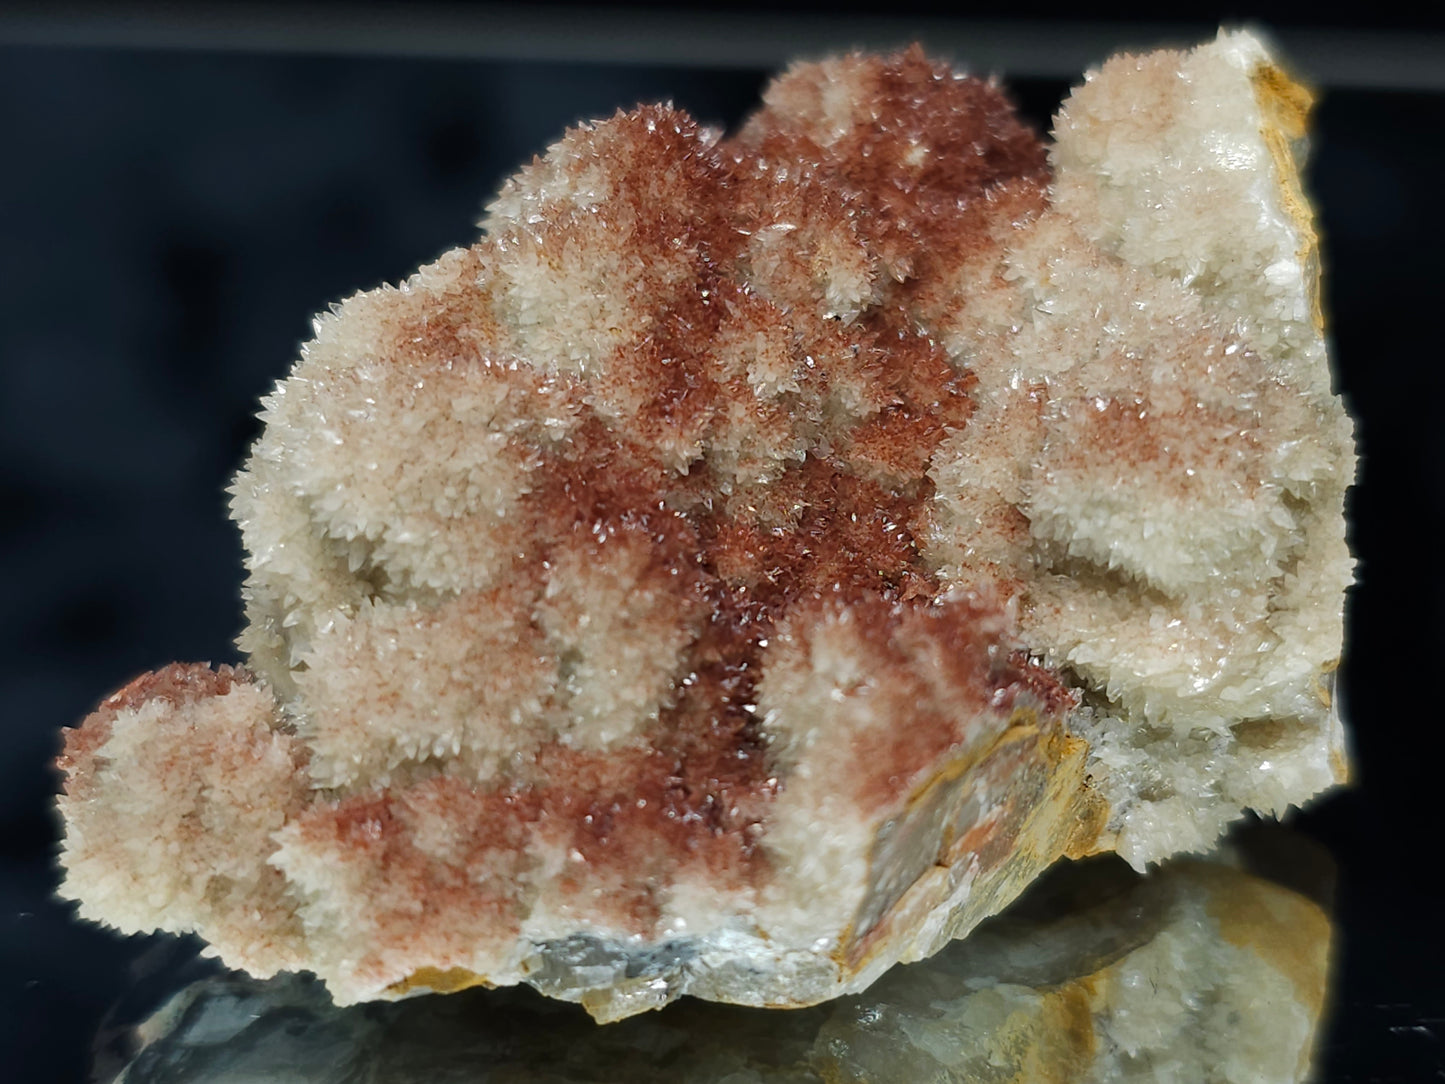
[57,30,1353,1019]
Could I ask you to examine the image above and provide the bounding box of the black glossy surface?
[1,29,1441,1084]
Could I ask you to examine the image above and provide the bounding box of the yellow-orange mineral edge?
[57,29,1353,1021]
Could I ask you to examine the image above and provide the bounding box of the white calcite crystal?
[115,856,1334,1083]
[57,29,1353,1020]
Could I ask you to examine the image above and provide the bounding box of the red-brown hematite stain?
[58,663,254,798]
[469,55,1056,925]
[835,594,1077,813]
[281,53,1065,936]
[731,45,1049,275]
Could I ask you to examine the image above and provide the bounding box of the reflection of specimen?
[117,856,1333,1083]
[58,29,1353,1019]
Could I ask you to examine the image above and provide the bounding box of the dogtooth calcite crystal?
[57,28,1353,1020]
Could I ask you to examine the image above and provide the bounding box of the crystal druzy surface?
[57,30,1354,1019]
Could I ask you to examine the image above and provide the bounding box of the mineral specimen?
[57,29,1354,1020]
[114,856,1334,1083]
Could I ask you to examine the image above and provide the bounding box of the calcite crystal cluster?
[58,29,1353,1021]
[116,855,1333,1083]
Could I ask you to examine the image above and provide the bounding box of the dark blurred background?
[2,3,1442,1081]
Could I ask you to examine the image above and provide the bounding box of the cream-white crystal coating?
[56,29,1352,1019]
[927,29,1351,866]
